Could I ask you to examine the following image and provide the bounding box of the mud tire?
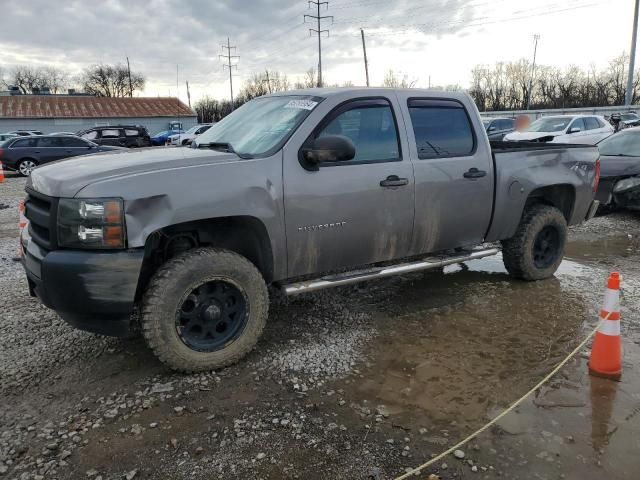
[141,248,268,372]
[501,204,567,281]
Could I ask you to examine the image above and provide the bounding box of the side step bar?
[284,247,500,296]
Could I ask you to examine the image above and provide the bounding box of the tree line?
[470,53,639,111]
[0,63,145,97]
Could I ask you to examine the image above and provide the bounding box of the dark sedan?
[0,135,125,176]
[596,127,640,211]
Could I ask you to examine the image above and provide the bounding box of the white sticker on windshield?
[284,99,318,110]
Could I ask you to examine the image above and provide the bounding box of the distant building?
[0,93,197,134]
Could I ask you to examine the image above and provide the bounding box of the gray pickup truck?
[21,88,600,371]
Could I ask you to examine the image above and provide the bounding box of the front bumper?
[21,228,145,337]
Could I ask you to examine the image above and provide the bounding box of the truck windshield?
[527,117,572,132]
[195,95,322,157]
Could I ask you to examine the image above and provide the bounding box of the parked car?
[7,130,44,136]
[168,124,213,146]
[482,117,515,141]
[151,129,185,146]
[609,112,640,132]
[79,126,151,148]
[0,133,17,142]
[595,127,640,211]
[503,115,613,144]
[0,135,125,176]
[21,89,600,372]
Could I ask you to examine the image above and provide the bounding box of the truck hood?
[28,147,238,197]
[504,131,559,142]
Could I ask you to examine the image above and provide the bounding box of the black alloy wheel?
[175,280,248,352]
[532,225,561,269]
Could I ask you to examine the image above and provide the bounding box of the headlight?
[613,177,640,193]
[57,198,125,249]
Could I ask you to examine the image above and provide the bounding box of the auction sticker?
[284,99,318,110]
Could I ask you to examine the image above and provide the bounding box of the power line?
[305,0,333,87]
[220,37,240,109]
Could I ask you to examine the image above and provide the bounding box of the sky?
[0,0,637,104]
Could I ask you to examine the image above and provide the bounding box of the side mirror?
[302,135,356,169]
[568,127,581,134]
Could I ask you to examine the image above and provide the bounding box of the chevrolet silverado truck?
[21,88,601,372]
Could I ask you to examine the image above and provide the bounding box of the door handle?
[380,175,409,187]
[463,168,487,179]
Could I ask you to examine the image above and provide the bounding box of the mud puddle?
[328,238,640,478]
[341,260,592,429]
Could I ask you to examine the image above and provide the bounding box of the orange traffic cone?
[588,272,622,380]
[0,161,5,183]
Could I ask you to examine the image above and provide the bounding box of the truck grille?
[24,188,58,250]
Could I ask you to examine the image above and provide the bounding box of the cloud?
[0,0,625,101]
[0,0,480,100]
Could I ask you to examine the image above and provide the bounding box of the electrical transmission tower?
[304,1,333,87]
[220,38,239,110]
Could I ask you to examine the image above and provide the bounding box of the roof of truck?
[267,87,470,99]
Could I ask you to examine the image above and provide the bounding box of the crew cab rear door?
[282,95,415,278]
[396,94,494,255]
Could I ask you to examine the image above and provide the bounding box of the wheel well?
[525,184,575,222]
[136,216,274,300]
[18,157,38,164]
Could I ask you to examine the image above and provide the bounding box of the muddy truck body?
[21,88,601,371]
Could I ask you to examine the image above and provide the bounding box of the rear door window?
[584,117,600,130]
[60,137,90,147]
[498,119,514,130]
[407,99,476,159]
[125,129,140,137]
[36,137,62,147]
[101,129,122,138]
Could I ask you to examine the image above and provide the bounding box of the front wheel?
[501,204,567,281]
[17,159,37,177]
[141,248,268,372]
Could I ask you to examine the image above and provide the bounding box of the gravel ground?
[1,172,639,480]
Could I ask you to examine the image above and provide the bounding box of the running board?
[283,247,500,296]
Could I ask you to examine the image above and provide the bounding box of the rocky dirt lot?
[1,172,639,480]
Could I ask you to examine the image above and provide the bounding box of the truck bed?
[485,141,599,242]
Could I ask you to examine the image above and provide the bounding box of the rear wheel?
[501,204,567,281]
[141,248,268,372]
[17,159,37,177]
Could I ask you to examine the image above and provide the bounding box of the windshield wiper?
[197,142,251,159]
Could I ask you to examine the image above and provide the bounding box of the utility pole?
[305,1,332,87]
[176,64,179,97]
[360,28,370,87]
[526,34,540,110]
[126,56,133,97]
[626,0,639,105]
[220,37,239,109]
[186,81,191,108]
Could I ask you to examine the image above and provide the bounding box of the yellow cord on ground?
[394,313,610,480]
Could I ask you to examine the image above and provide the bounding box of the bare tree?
[80,63,144,97]
[469,53,640,111]
[382,69,416,88]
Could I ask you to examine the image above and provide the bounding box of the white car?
[503,115,613,145]
[168,124,213,146]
